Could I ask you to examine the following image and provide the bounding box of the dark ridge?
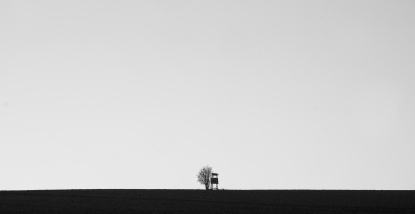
[0,189,414,214]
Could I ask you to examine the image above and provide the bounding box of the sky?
[0,0,414,190]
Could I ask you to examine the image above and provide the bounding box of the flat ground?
[0,189,414,213]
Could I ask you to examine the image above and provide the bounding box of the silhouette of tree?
[197,165,212,190]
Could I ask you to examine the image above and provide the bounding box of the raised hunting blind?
[211,173,219,190]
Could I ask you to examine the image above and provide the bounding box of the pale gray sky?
[0,0,414,190]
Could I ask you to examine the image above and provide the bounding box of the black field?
[0,189,414,213]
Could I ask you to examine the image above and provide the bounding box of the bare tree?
[197,165,212,190]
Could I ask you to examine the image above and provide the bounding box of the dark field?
[0,189,414,213]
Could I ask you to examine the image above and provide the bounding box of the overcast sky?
[1,0,414,190]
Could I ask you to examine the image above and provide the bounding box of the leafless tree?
[197,165,212,190]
